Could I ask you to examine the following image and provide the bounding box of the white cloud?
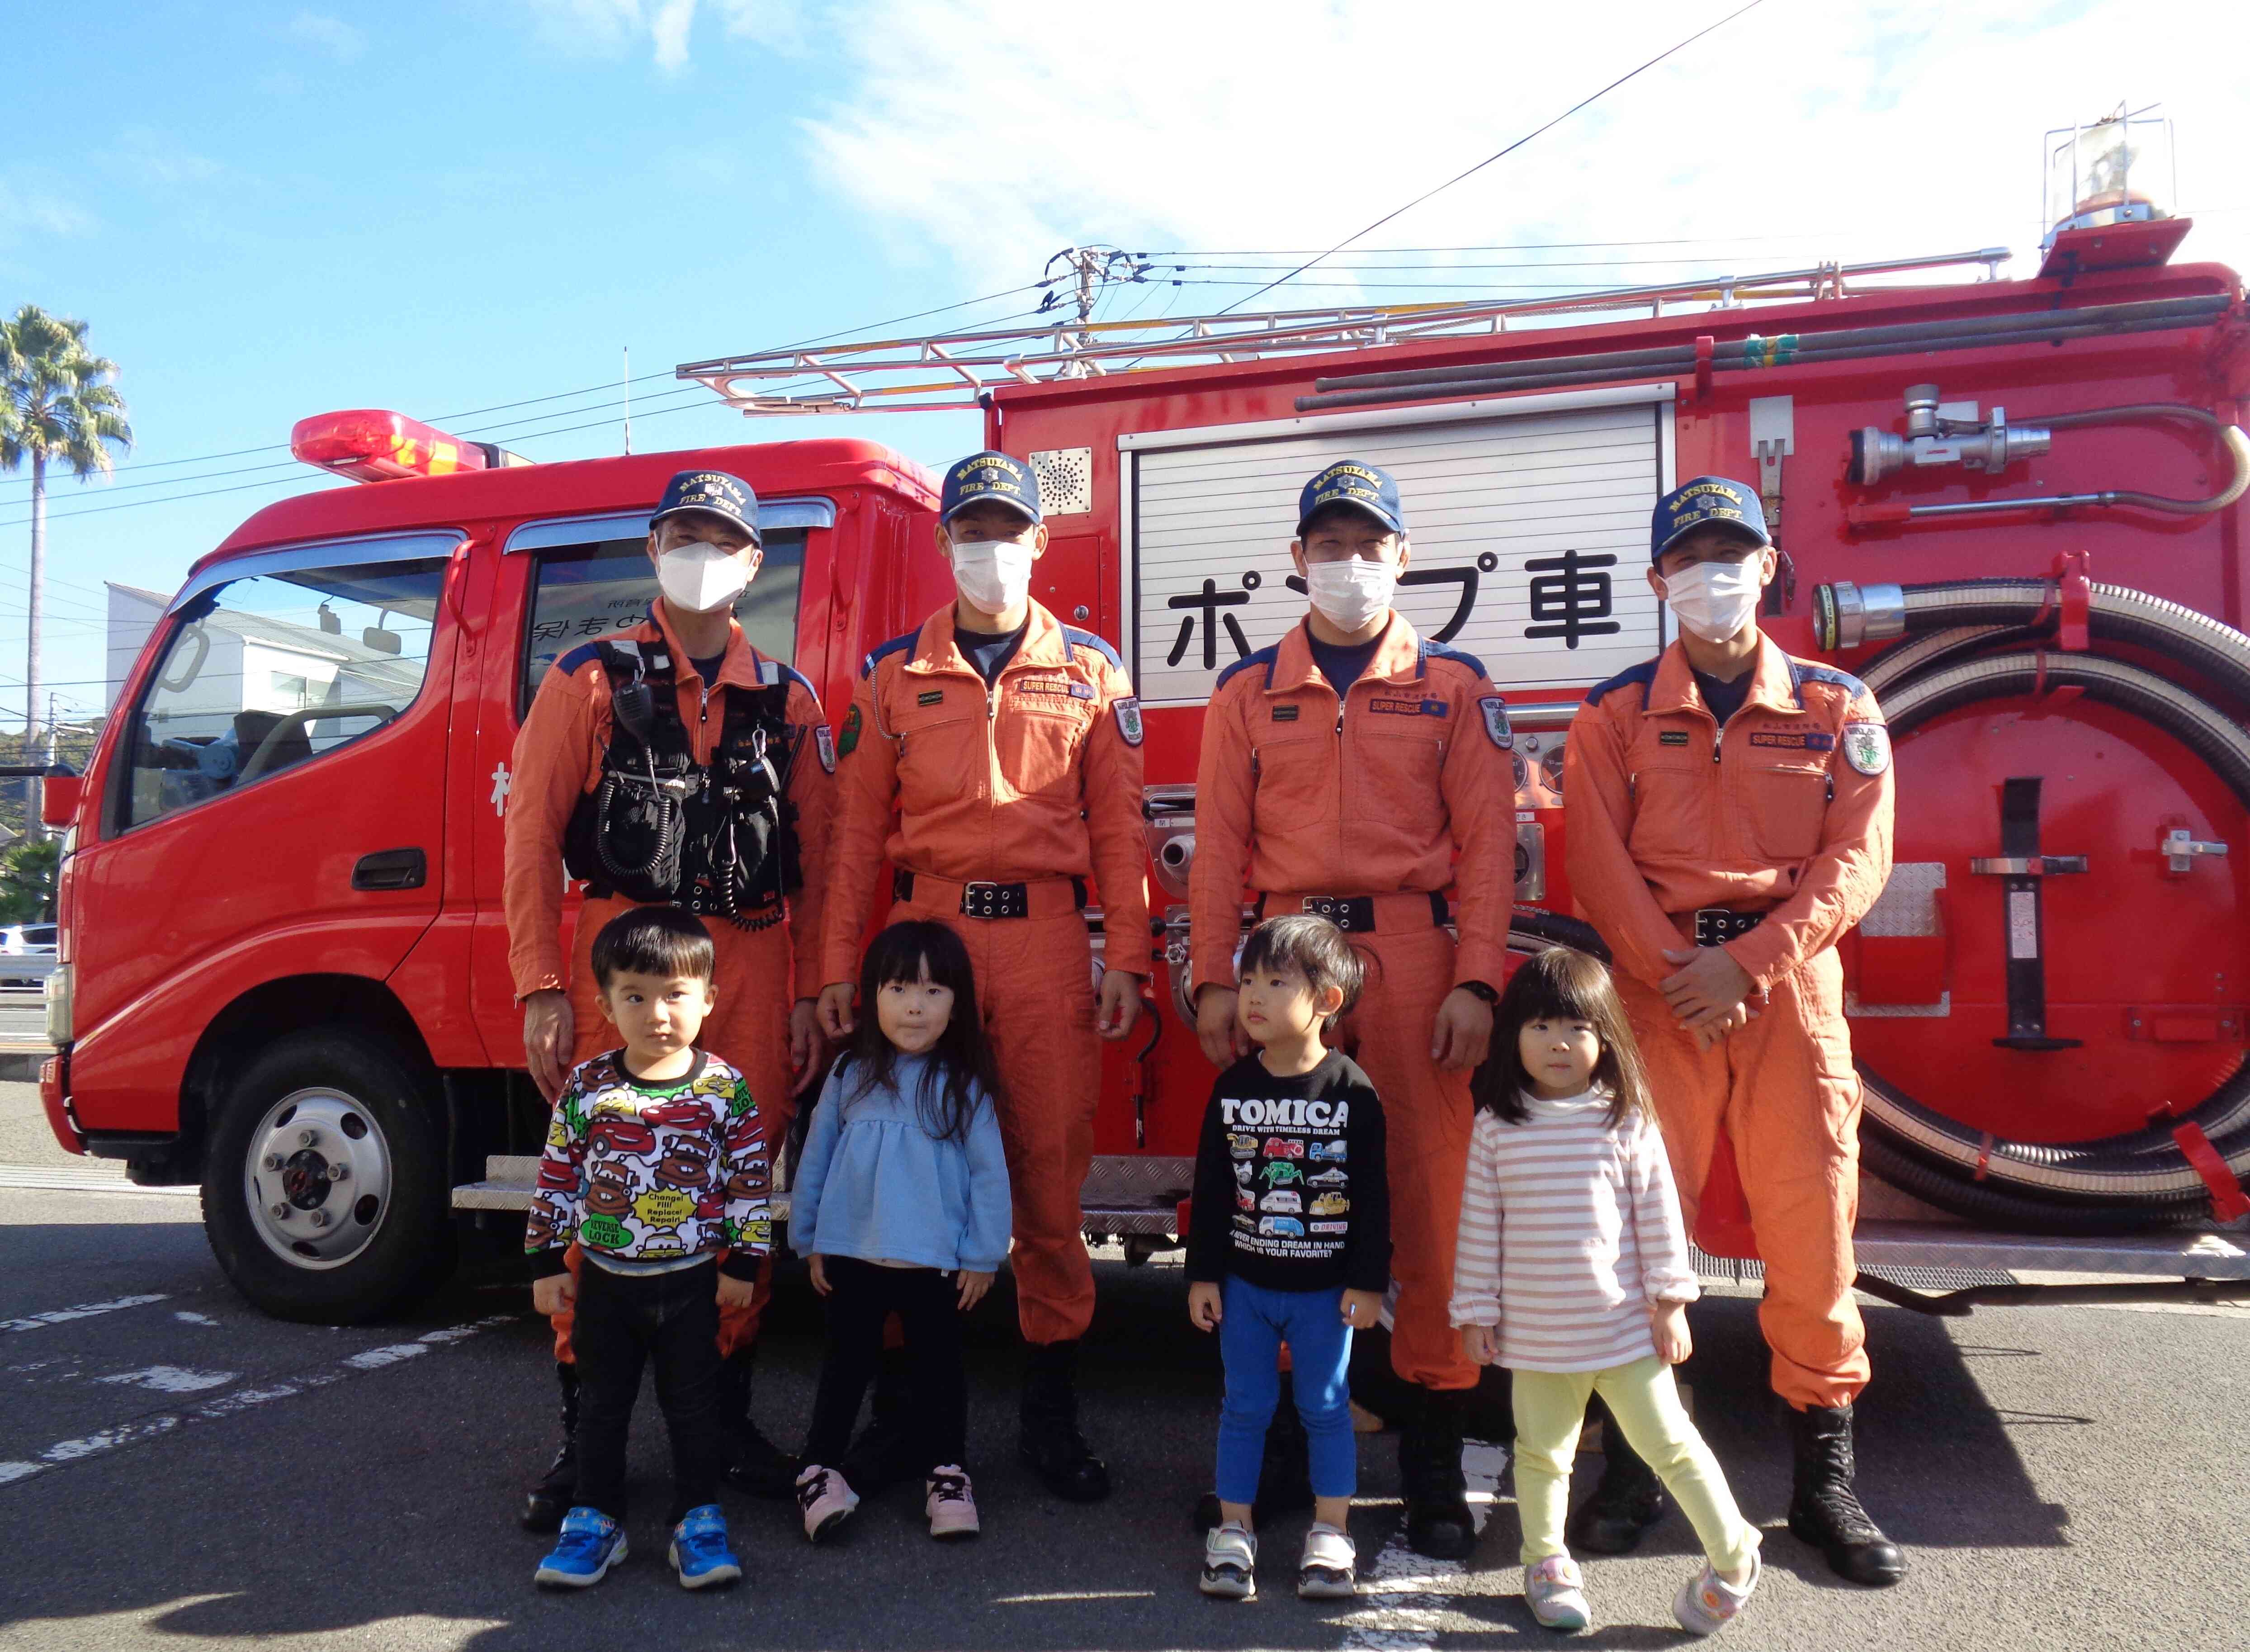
[286,12,369,62]
[797,0,2250,304]
[98,129,222,188]
[0,175,96,243]
[516,0,803,70]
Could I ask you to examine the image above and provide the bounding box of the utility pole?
[1040,246,1154,327]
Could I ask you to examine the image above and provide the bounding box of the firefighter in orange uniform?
[1189,459,1513,1559]
[505,469,834,1525]
[817,450,1149,1503]
[1564,475,1903,1586]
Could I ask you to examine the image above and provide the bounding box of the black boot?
[1191,1403,1314,1532]
[714,1344,796,1498]
[1566,1393,1668,1555]
[1399,1386,1475,1560]
[841,1346,922,1494]
[1788,1403,1905,1586]
[1019,1340,1111,1503]
[520,1361,578,1532]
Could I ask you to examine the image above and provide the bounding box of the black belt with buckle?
[1692,908,1767,947]
[893,869,1087,920]
[1254,891,1450,933]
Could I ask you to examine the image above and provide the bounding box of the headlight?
[44,964,71,1046]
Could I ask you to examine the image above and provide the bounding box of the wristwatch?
[1457,980,1500,1004]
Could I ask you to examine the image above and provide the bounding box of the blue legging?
[1216,1276,1357,1503]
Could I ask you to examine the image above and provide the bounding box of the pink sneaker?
[1674,1549,1759,1636]
[925,1465,981,1540]
[794,1463,859,1543]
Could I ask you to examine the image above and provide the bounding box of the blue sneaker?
[668,1504,743,1590]
[534,1506,628,1588]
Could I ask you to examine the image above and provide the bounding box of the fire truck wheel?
[202,1028,452,1325]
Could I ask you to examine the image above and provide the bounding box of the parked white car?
[0,924,57,987]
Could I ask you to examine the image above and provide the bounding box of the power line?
[1217,0,1768,315]
[0,280,1055,501]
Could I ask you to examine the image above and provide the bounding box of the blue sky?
[5,0,2243,725]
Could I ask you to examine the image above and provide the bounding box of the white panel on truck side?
[1125,394,1670,706]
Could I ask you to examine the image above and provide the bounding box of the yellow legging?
[1511,1356,1761,1572]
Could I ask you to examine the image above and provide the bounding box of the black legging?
[802,1256,967,1475]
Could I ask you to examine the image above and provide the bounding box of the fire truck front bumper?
[39,1049,83,1155]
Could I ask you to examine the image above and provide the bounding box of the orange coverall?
[820,601,1150,1346]
[1190,615,1513,1392]
[505,605,835,1359]
[1564,635,1894,1411]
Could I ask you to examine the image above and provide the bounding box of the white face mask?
[949,534,1036,616]
[1305,557,1398,633]
[657,542,752,615]
[1661,557,1764,642]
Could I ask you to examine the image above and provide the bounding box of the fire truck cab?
[38,434,948,1320]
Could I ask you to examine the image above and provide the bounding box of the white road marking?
[96,1366,239,1394]
[173,1311,217,1325]
[0,1293,169,1334]
[0,1164,199,1198]
[994,1590,1158,1604]
[0,1312,520,1490]
[1335,1442,1508,1651]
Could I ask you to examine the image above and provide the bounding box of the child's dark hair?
[590,904,714,990]
[1236,914,1366,1031]
[1473,947,1649,1130]
[843,920,1002,1145]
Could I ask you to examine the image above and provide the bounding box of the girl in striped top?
[1450,948,1760,1638]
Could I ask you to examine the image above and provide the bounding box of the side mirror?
[40,773,82,828]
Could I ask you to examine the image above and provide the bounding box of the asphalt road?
[2,1080,2247,1652]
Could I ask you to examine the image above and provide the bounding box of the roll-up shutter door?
[1129,399,1668,707]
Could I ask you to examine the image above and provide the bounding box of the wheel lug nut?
[297,1128,318,1147]
[269,1202,292,1220]
[261,1153,283,1170]
[327,1162,349,1182]
[307,1210,331,1229]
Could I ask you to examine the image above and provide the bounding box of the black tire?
[202,1027,453,1324]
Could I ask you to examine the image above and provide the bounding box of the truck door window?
[519,531,805,714]
[121,559,448,829]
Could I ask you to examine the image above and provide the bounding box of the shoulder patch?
[1841,720,1891,776]
[1113,696,1143,747]
[1585,658,1661,707]
[813,724,836,773]
[1215,644,1281,693]
[1063,625,1125,673]
[1789,660,1871,705]
[1423,639,1490,680]
[837,703,862,757]
[859,631,918,680]
[1479,696,1512,750]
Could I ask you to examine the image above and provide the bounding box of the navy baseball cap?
[1652,476,1769,563]
[652,469,761,545]
[940,450,1042,527]
[1297,459,1406,537]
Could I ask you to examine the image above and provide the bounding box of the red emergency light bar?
[290,408,530,484]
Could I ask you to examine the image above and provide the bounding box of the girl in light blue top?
[790,919,1012,1545]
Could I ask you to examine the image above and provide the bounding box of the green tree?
[0,307,132,800]
[0,836,59,924]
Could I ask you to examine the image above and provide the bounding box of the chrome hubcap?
[242,1089,392,1269]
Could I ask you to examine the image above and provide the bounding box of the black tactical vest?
[561,639,803,927]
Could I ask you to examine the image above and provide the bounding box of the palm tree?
[0,306,133,795]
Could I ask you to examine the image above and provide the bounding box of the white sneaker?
[926,1465,981,1540]
[1200,1521,1256,1600]
[1298,1522,1357,1598]
[1523,1554,1590,1632]
[794,1463,859,1543]
[1674,1549,1760,1636]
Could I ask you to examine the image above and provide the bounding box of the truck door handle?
[352,848,428,891]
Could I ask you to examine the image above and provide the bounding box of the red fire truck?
[36,146,2250,1323]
